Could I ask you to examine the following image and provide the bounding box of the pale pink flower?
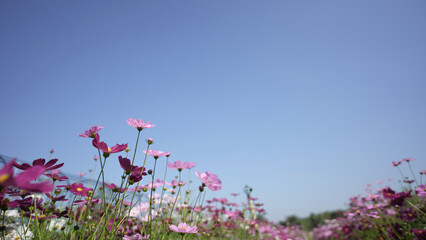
[143,150,170,159]
[79,125,104,138]
[169,223,198,234]
[167,161,196,171]
[195,171,222,191]
[127,118,155,131]
[77,172,87,177]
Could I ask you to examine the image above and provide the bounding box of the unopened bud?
[147,169,153,175]
[163,187,167,191]
[199,186,204,192]
[147,138,153,145]
[54,189,61,195]
[125,148,130,153]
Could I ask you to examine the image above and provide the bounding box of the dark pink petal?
[44,159,59,168]
[46,162,64,171]
[33,158,46,166]
[13,162,31,170]
[15,165,46,184]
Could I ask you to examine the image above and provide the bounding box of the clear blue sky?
[1,0,426,222]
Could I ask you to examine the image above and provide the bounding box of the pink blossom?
[169,223,198,234]
[143,150,170,159]
[165,179,186,188]
[77,172,87,177]
[127,118,155,131]
[0,159,54,193]
[92,135,128,158]
[105,183,125,193]
[79,125,104,138]
[70,183,93,197]
[14,158,64,172]
[167,161,196,171]
[195,171,222,191]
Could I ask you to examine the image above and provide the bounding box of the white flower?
[48,218,67,231]
[5,209,19,218]
[4,224,33,240]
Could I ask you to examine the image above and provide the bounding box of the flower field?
[0,118,424,240]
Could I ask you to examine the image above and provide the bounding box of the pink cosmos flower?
[0,159,54,193]
[143,150,170,159]
[118,156,146,175]
[390,161,402,167]
[70,183,93,197]
[14,158,64,172]
[416,185,426,197]
[92,135,128,158]
[104,183,125,193]
[127,118,155,131]
[169,223,198,234]
[195,171,222,191]
[167,161,196,171]
[401,157,415,162]
[165,179,186,188]
[79,125,104,138]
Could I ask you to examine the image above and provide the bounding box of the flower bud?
[199,186,204,192]
[125,148,130,153]
[94,155,98,161]
[54,189,61,195]
[147,138,153,145]
[50,149,54,154]
[147,169,153,175]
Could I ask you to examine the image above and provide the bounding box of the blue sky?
[1,0,426,222]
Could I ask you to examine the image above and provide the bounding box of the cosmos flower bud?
[50,149,54,154]
[163,187,167,191]
[148,169,153,175]
[55,189,62,195]
[147,138,154,145]
[125,148,130,153]
[199,186,204,192]
[94,155,98,161]
[143,187,148,192]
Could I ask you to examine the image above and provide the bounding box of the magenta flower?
[118,156,146,175]
[14,158,64,172]
[165,179,186,188]
[127,118,155,131]
[195,171,222,191]
[167,161,196,171]
[169,223,198,234]
[143,149,170,159]
[104,183,125,193]
[0,159,54,193]
[416,185,426,197]
[79,125,104,138]
[44,172,68,182]
[70,183,93,197]
[92,134,128,158]
[390,161,402,167]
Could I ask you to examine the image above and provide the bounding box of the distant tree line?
[279,209,345,231]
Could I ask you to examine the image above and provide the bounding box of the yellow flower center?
[39,214,46,218]
[77,188,83,192]
[0,173,10,183]
[181,226,186,230]
[15,237,20,240]
[108,147,111,152]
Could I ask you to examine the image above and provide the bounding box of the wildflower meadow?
[0,118,424,240]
